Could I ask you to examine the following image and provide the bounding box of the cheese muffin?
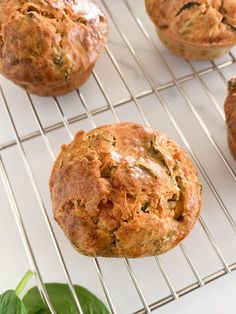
[145,0,236,60]
[50,123,202,258]
[0,0,108,96]
[225,77,236,159]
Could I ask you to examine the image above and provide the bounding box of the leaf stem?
[15,270,33,297]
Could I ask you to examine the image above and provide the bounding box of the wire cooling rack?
[0,1,236,313]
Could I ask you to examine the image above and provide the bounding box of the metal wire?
[134,262,235,313]
[121,0,236,232]
[26,93,84,313]
[155,257,178,300]
[101,42,206,289]
[124,259,151,313]
[97,45,205,295]
[101,0,234,269]
[186,61,225,120]
[0,1,236,313]
[0,59,234,153]
[179,243,204,287]
[26,93,117,313]
[4,95,89,313]
[0,156,56,313]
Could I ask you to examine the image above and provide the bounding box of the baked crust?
[0,0,108,96]
[224,77,236,159]
[49,123,202,258]
[145,0,236,60]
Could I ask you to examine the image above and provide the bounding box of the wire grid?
[0,0,236,313]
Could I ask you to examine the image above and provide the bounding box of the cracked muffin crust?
[225,77,236,159]
[145,0,236,60]
[50,123,202,258]
[0,0,108,96]
[50,123,201,257]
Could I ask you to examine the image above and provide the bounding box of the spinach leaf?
[0,270,33,314]
[0,290,26,314]
[23,283,110,314]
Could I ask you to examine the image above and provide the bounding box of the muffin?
[0,0,108,96]
[145,0,236,60]
[224,77,236,160]
[50,123,202,258]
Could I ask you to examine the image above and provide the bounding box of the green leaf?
[23,283,110,314]
[0,290,26,314]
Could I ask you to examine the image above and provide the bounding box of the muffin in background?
[0,0,108,96]
[145,0,236,60]
[225,77,236,160]
[50,122,202,258]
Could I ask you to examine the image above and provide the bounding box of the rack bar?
[0,156,56,313]
[133,265,236,314]
[76,87,151,312]
[104,46,151,127]
[122,0,236,231]
[86,56,179,306]
[210,60,230,86]
[125,259,151,313]
[93,259,117,314]
[102,42,206,288]
[26,93,117,313]
[92,71,120,123]
[101,3,236,253]
[77,90,97,128]
[0,2,235,313]
[155,257,178,300]
[26,93,84,313]
[179,243,204,287]
[27,94,56,160]
[1,60,235,153]
[198,217,230,272]
[90,62,178,304]
[51,95,118,311]
[0,86,86,313]
[186,61,225,120]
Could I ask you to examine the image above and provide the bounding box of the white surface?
[0,0,236,313]
[154,271,236,314]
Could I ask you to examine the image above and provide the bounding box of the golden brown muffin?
[50,123,202,258]
[224,77,236,160]
[0,0,108,96]
[145,0,236,60]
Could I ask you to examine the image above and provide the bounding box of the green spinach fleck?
[141,201,150,212]
[53,55,64,68]
[176,2,200,16]
[148,137,171,175]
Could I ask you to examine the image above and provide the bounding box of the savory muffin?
[0,0,108,96]
[224,77,236,160]
[50,123,202,258]
[145,0,236,60]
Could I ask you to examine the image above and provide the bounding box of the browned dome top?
[50,123,202,257]
[145,0,236,46]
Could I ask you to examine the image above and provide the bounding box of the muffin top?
[0,0,108,93]
[145,0,236,46]
[50,123,202,257]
